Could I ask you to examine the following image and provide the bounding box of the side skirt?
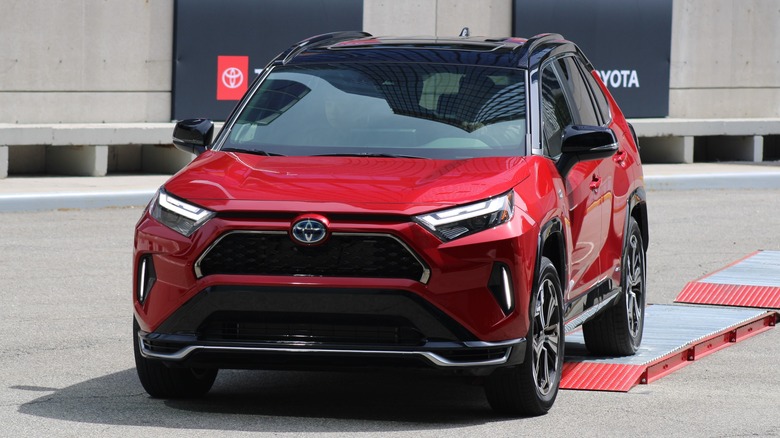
[563,281,621,333]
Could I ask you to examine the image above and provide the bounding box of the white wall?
[0,0,778,123]
[0,0,173,123]
[670,0,780,118]
[363,0,512,37]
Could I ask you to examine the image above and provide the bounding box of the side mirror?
[173,119,214,155]
[556,125,618,176]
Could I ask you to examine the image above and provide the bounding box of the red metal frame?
[560,311,778,392]
[675,251,780,309]
[676,283,780,309]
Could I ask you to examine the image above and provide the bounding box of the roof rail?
[514,33,565,68]
[523,33,564,54]
[281,31,373,64]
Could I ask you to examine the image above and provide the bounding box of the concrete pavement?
[1,162,779,212]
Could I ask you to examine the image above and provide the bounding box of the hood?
[164,151,530,214]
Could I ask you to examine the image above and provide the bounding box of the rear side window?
[557,57,600,126]
[575,58,611,124]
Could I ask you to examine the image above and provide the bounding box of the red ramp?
[561,304,777,392]
[675,250,780,309]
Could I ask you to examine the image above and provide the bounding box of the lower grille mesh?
[198,313,426,347]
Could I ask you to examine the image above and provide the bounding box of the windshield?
[220,63,527,159]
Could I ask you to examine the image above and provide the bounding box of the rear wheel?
[583,216,646,356]
[133,319,217,398]
[485,257,564,416]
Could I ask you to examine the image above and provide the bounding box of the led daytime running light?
[419,195,511,228]
[158,191,212,222]
[415,192,514,241]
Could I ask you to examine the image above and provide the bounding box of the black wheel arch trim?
[532,218,567,310]
[626,186,649,252]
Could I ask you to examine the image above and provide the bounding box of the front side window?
[540,62,574,158]
[220,63,527,159]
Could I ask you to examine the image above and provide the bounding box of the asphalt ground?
[1,166,779,436]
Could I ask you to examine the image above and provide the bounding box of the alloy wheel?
[624,233,644,338]
[532,277,561,396]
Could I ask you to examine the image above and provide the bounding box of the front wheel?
[484,257,564,416]
[583,216,646,356]
[133,319,218,398]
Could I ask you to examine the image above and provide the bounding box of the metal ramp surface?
[560,304,777,392]
[675,250,780,309]
[561,251,780,391]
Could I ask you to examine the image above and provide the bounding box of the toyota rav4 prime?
[133,31,648,416]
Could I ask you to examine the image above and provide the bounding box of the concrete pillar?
[45,145,108,176]
[363,0,512,37]
[0,146,7,178]
[435,0,512,37]
[639,136,694,164]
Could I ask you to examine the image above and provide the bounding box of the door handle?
[590,176,602,191]
[613,149,627,164]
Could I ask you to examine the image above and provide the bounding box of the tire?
[583,216,646,356]
[485,257,564,416]
[133,319,218,398]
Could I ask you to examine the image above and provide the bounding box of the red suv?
[133,32,648,416]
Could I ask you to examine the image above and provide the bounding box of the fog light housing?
[488,263,514,314]
[137,255,156,304]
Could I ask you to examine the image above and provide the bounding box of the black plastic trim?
[155,286,478,343]
[626,187,649,251]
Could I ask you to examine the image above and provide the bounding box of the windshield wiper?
[313,153,429,159]
[220,147,286,157]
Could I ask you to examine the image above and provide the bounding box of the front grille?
[196,231,428,281]
[198,313,426,347]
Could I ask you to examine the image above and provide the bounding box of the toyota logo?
[291,219,328,245]
[222,67,244,89]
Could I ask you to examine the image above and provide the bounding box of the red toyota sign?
[216,55,249,101]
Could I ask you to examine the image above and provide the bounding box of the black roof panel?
[274,33,572,70]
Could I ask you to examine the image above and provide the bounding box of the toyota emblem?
[222,67,244,89]
[291,218,328,245]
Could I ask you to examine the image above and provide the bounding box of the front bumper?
[137,332,526,371]
[135,285,526,373]
[134,206,539,373]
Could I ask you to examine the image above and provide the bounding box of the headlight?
[415,191,514,241]
[149,189,215,237]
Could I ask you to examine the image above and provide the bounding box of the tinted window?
[558,57,600,126]
[221,63,528,159]
[575,58,611,124]
[540,62,573,158]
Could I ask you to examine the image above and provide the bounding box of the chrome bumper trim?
[138,337,524,368]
